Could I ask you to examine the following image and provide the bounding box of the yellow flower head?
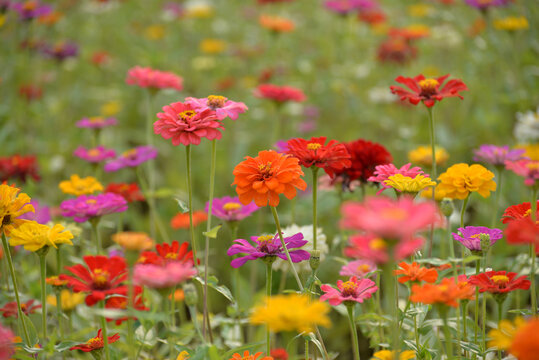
[199,39,227,54]
[408,146,449,166]
[516,144,539,161]
[47,290,84,311]
[407,4,432,18]
[144,25,166,40]
[494,16,529,31]
[0,184,34,234]
[488,317,527,350]
[384,174,436,194]
[59,175,103,196]
[9,221,73,252]
[101,100,122,116]
[112,231,154,251]
[185,4,214,18]
[176,351,190,360]
[371,350,416,360]
[250,294,330,333]
[437,163,496,200]
[419,184,447,201]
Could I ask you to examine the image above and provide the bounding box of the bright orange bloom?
[170,211,207,229]
[233,150,307,207]
[229,351,273,360]
[410,277,475,307]
[510,318,539,360]
[394,262,438,284]
[259,15,295,33]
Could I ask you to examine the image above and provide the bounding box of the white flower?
[368,86,398,104]
[514,107,539,143]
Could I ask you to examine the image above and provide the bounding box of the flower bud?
[440,198,454,218]
[183,283,198,306]
[480,233,491,253]
[309,250,321,271]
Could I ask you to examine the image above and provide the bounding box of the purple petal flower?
[76,116,118,129]
[11,0,52,20]
[104,146,158,172]
[18,199,50,224]
[40,41,78,61]
[73,146,116,163]
[452,226,503,251]
[60,193,128,223]
[205,196,258,222]
[464,0,510,10]
[324,0,377,15]
[473,145,527,167]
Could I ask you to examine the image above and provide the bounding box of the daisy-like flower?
[76,116,118,129]
[344,233,424,264]
[324,0,376,15]
[339,259,377,278]
[394,262,438,284]
[368,163,427,193]
[384,174,436,195]
[408,145,449,167]
[0,154,40,183]
[105,183,144,203]
[152,240,195,264]
[17,200,50,224]
[389,25,430,41]
[250,294,330,333]
[104,146,158,172]
[507,317,539,360]
[488,317,526,352]
[390,74,468,108]
[254,84,306,103]
[205,196,258,222]
[126,66,183,91]
[285,136,351,177]
[505,159,539,187]
[410,277,475,307]
[0,184,34,234]
[229,351,273,360]
[40,41,78,61]
[473,145,526,167]
[154,101,222,146]
[133,261,196,289]
[105,286,148,325]
[437,163,496,200]
[69,329,120,352]
[258,15,295,33]
[112,232,153,251]
[504,218,539,250]
[227,233,310,268]
[185,95,248,120]
[232,150,307,207]
[514,107,539,143]
[371,350,416,360]
[47,290,85,312]
[60,255,127,306]
[270,348,289,360]
[11,0,51,20]
[320,276,378,306]
[170,210,207,229]
[468,271,531,295]
[60,193,127,223]
[452,226,503,252]
[59,175,103,196]
[464,0,509,11]
[73,146,116,163]
[376,37,417,65]
[0,299,41,318]
[501,201,539,224]
[8,221,73,252]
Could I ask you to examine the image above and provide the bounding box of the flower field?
[1,0,538,359]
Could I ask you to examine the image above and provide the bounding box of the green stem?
[347,305,360,360]
[305,338,309,360]
[491,168,504,228]
[266,262,273,356]
[39,253,47,341]
[497,300,503,360]
[100,301,110,360]
[460,195,470,229]
[441,309,454,360]
[185,145,199,268]
[189,305,206,343]
[135,167,170,243]
[427,106,436,257]
[90,218,102,255]
[482,291,487,352]
[145,89,157,239]
[312,168,319,251]
[126,251,138,360]
[474,260,480,345]
[414,311,420,352]
[1,232,30,345]
[382,261,399,353]
[531,186,537,315]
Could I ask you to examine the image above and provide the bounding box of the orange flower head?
[171,211,208,229]
[394,261,438,284]
[510,318,539,360]
[229,351,273,360]
[410,277,475,307]
[259,14,295,33]
[233,150,307,207]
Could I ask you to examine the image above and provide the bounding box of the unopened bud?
[309,250,321,271]
[479,233,491,253]
[440,198,454,218]
[183,283,198,306]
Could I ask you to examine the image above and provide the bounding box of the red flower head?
[69,329,120,352]
[505,218,539,252]
[105,182,144,203]
[105,286,148,325]
[394,261,438,284]
[154,101,222,146]
[254,84,306,103]
[501,201,539,224]
[271,348,289,360]
[358,9,387,25]
[333,139,392,187]
[155,240,194,264]
[170,211,207,229]
[285,136,351,177]
[468,271,531,294]
[390,74,468,107]
[18,84,43,101]
[0,299,41,318]
[60,256,128,306]
[0,155,40,183]
[377,37,417,65]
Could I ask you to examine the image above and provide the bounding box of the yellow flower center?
[92,269,109,288]
[258,162,272,174]
[122,149,137,158]
[381,208,407,220]
[89,116,104,123]
[86,336,103,348]
[358,264,371,273]
[223,202,242,211]
[23,1,37,10]
[341,280,358,297]
[491,275,510,285]
[207,95,227,109]
[87,148,101,157]
[524,209,532,218]
[165,252,178,260]
[369,238,387,250]
[86,199,97,205]
[418,78,439,95]
[307,143,322,150]
[178,110,197,121]
[258,235,274,244]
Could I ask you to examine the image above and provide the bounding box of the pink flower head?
[505,159,539,187]
[390,74,468,108]
[368,163,427,194]
[60,193,128,223]
[154,101,222,146]
[126,66,183,91]
[324,0,377,15]
[76,116,118,129]
[473,145,526,167]
[74,146,116,163]
[11,0,51,20]
[185,95,248,120]
[133,262,196,289]
[0,323,15,360]
[344,233,424,264]
[339,259,377,278]
[254,84,306,103]
[341,196,439,240]
[320,276,378,306]
[452,226,503,252]
[104,146,158,172]
[205,196,259,222]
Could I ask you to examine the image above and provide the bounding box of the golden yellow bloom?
[144,25,166,40]
[112,231,153,251]
[371,350,415,360]
[46,276,68,287]
[47,290,84,312]
[494,16,529,31]
[59,175,103,196]
[9,221,73,252]
[101,100,122,116]
[185,4,214,18]
[488,317,526,350]
[408,146,449,166]
[199,39,226,54]
[0,14,6,28]
[419,184,447,201]
[0,184,34,234]
[176,351,190,360]
[385,174,436,194]
[516,144,539,161]
[437,163,496,200]
[250,294,330,333]
[407,4,432,18]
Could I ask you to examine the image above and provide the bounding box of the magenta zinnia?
[320,276,378,306]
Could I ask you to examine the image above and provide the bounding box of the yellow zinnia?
[384,174,436,194]
[47,290,84,312]
[494,16,529,31]
[516,144,539,161]
[488,317,527,350]
[59,175,103,196]
[144,25,166,40]
[101,100,122,116]
[371,350,415,360]
[112,231,154,251]
[408,146,449,167]
[9,221,73,252]
[250,294,330,333]
[419,184,447,201]
[0,184,34,234]
[199,39,226,54]
[437,163,496,200]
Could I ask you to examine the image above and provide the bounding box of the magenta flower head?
[473,145,526,167]
[465,0,509,10]
[40,41,78,61]
[452,226,503,252]
[60,193,128,223]
[134,262,196,289]
[205,196,258,222]
[126,66,183,92]
[505,159,539,187]
[0,323,15,360]
[368,163,428,194]
[339,259,377,278]
[11,0,52,20]
[185,95,248,121]
[324,0,376,15]
[104,146,158,172]
[19,199,50,224]
[320,276,378,306]
[74,146,116,163]
[154,101,222,146]
[227,233,310,268]
[76,116,118,129]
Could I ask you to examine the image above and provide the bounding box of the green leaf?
[194,275,235,302]
[54,341,80,352]
[174,198,189,213]
[508,308,534,316]
[208,345,220,360]
[135,325,157,346]
[18,312,39,347]
[203,225,222,239]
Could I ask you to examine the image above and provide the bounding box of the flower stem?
[185,144,199,268]
[482,290,487,351]
[39,253,47,341]
[474,260,480,345]
[427,106,436,257]
[305,338,309,360]
[90,217,102,255]
[460,195,469,229]
[100,301,110,360]
[530,186,537,315]
[126,251,138,360]
[441,308,454,360]
[491,167,504,228]
[382,261,399,353]
[266,261,273,356]
[497,299,503,360]
[135,167,170,243]
[347,305,360,360]
[145,89,157,239]
[1,232,30,345]
[312,168,319,251]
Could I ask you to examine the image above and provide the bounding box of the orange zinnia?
[233,150,307,207]
[259,15,295,33]
[510,318,539,360]
[394,261,438,284]
[170,211,208,229]
[410,277,474,307]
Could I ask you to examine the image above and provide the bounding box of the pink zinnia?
[185,95,248,120]
[320,276,378,306]
[126,66,183,91]
[154,101,222,146]
[339,259,377,278]
[344,233,424,264]
[368,163,428,194]
[254,84,306,103]
[0,323,14,360]
[76,116,117,129]
[133,262,196,289]
[505,159,539,187]
[73,146,116,163]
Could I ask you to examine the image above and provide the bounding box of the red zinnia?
[394,261,438,284]
[501,201,539,224]
[285,136,351,177]
[271,348,289,360]
[0,299,41,318]
[69,329,120,352]
[105,286,148,325]
[505,218,539,252]
[105,182,144,203]
[170,211,208,229]
[156,240,194,264]
[60,256,128,306]
[390,74,468,108]
[0,155,40,183]
[468,271,531,294]
[254,84,306,103]
[377,37,417,65]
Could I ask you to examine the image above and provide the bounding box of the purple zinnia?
[19,199,51,224]
[205,196,258,222]
[473,145,527,167]
[74,146,116,163]
[11,0,51,20]
[76,116,118,129]
[104,146,158,172]
[60,193,128,223]
[452,226,503,252]
[324,0,377,15]
[40,41,78,61]
[227,232,310,268]
[464,0,510,10]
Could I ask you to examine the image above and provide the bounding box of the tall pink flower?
[133,261,196,289]
[344,233,424,264]
[368,163,428,194]
[505,159,539,187]
[320,276,378,306]
[126,66,183,91]
[154,101,222,146]
[185,95,248,120]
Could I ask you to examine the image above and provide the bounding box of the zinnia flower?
[452,226,503,252]
[105,183,144,203]
[0,184,34,234]
[258,15,295,33]
[229,351,273,360]
[437,163,496,199]
[473,145,526,167]
[505,159,539,187]
[384,174,436,195]
[324,0,376,15]
[73,146,116,163]
[69,329,120,352]
[488,317,526,351]
[368,163,427,194]
[60,193,128,223]
[0,323,15,360]
[47,290,85,312]
[504,218,539,250]
[40,41,78,61]
[254,84,306,103]
[501,201,539,224]
[59,175,104,196]
[105,286,148,325]
[320,276,378,306]
[170,210,207,229]
[376,37,417,65]
[344,233,424,264]
[11,0,51,20]
[185,95,248,120]
[408,145,449,167]
[394,262,438,284]
[270,348,289,360]
[339,259,377,278]
[8,221,73,252]
[154,101,222,146]
[18,199,50,224]
[134,261,196,289]
[371,350,416,360]
[0,299,41,318]
[390,74,468,107]
[104,146,158,172]
[468,271,531,294]
[508,317,539,360]
[410,277,475,307]
[232,150,307,207]
[151,240,195,264]
[76,116,117,129]
[0,154,40,183]
[112,232,153,251]
[205,196,258,222]
[126,66,183,91]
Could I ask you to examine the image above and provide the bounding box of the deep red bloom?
[105,182,144,203]
[501,201,539,224]
[377,37,417,65]
[156,241,194,264]
[0,155,40,183]
[254,84,306,103]
[505,218,539,252]
[285,136,351,177]
[390,74,468,108]
[358,10,386,25]
[270,348,289,360]
[18,84,43,101]
[333,139,392,187]
[468,271,531,294]
[105,286,148,325]
[0,299,41,318]
[60,256,128,306]
[69,329,120,352]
